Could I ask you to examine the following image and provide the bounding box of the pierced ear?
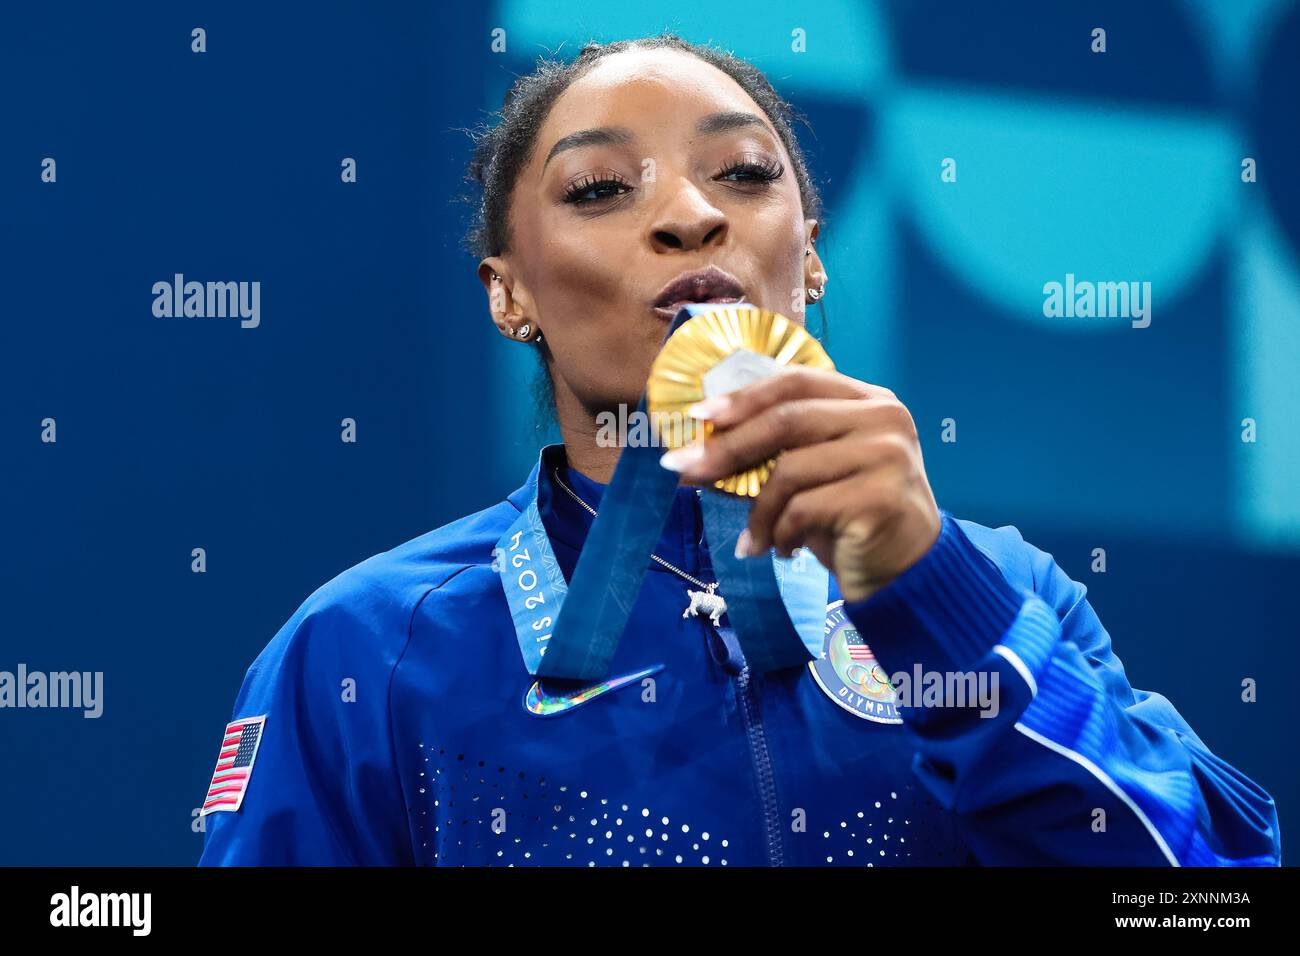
[804,218,820,249]
[801,220,825,283]
[479,259,521,338]
[803,221,826,276]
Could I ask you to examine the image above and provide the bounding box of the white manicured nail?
[687,396,731,420]
[659,445,704,472]
[734,529,753,559]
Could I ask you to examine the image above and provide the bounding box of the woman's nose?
[647,179,728,252]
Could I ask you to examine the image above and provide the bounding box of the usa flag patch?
[201,715,266,816]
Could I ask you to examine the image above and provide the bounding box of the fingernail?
[687,395,731,420]
[659,444,704,472]
[734,529,753,560]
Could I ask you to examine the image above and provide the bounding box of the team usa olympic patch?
[809,602,902,724]
[201,715,266,815]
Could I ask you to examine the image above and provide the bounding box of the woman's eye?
[717,158,784,184]
[562,175,633,205]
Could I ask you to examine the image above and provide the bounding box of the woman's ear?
[803,220,828,291]
[478,259,531,340]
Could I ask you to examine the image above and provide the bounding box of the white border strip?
[992,644,1038,698]
[1014,721,1180,866]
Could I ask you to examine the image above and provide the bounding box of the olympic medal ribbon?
[533,390,682,680]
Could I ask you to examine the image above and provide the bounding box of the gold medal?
[646,305,835,497]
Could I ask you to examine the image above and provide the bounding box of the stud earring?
[491,272,501,281]
[807,286,825,302]
[518,323,531,338]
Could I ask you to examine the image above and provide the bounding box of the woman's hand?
[659,367,942,603]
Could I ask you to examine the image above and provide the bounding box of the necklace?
[550,467,728,625]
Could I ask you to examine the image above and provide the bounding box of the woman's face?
[481,47,827,418]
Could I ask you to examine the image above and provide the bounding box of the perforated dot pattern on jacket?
[408,745,968,866]
[409,743,735,867]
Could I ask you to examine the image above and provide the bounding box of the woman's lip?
[652,295,743,319]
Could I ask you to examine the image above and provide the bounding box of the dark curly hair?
[459,33,829,429]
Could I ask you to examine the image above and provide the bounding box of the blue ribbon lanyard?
[495,303,829,681]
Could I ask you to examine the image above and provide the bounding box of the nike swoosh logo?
[523,664,665,718]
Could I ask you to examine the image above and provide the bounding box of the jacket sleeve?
[842,511,1281,866]
[198,595,415,866]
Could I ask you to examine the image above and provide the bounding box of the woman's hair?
[460,33,828,430]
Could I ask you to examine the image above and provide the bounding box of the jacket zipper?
[736,664,784,867]
[695,498,784,866]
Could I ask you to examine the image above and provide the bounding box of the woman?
[199,34,1279,866]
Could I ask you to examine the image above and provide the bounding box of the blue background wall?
[1,1,1296,864]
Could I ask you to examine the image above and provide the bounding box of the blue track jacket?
[199,444,1280,866]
